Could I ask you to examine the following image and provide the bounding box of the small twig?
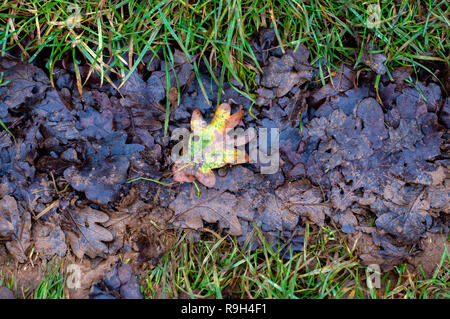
[35,200,59,220]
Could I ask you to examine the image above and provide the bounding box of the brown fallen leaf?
[65,207,113,259]
[169,188,251,236]
[361,46,387,75]
[0,195,31,263]
[32,222,67,260]
[275,181,331,226]
[260,46,312,97]
[169,87,178,107]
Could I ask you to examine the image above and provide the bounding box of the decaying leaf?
[90,263,143,299]
[119,71,165,113]
[257,193,299,232]
[64,132,144,205]
[33,223,67,260]
[172,103,254,187]
[169,187,251,236]
[1,61,49,112]
[260,45,312,97]
[375,190,433,244]
[362,52,387,75]
[275,181,331,226]
[65,207,113,259]
[0,195,31,263]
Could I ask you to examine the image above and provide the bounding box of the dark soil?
[0,37,448,298]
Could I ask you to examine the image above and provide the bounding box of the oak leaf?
[172,103,254,187]
[65,207,113,259]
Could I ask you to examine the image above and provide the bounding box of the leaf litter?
[0,39,448,295]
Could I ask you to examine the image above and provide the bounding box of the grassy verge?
[0,0,448,93]
[1,226,448,299]
[142,226,449,299]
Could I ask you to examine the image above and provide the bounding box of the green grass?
[33,261,66,299]
[0,0,448,95]
[0,272,18,292]
[1,227,448,299]
[0,260,67,299]
[141,226,449,299]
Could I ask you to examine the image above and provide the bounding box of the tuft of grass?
[33,261,67,299]
[1,228,447,299]
[0,272,17,292]
[0,0,448,96]
[141,226,449,299]
[380,244,449,299]
[0,260,67,299]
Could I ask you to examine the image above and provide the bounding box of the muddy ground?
[0,32,449,298]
